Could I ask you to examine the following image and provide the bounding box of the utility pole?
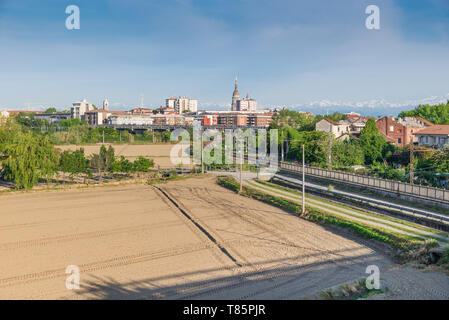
[327,125,332,170]
[201,129,204,174]
[281,131,284,162]
[410,143,414,184]
[240,147,243,193]
[302,144,305,214]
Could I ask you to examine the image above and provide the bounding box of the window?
[397,138,401,144]
[390,126,394,132]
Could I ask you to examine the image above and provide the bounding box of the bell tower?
[231,77,240,111]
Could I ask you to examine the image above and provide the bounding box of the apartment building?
[236,94,258,112]
[166,97,198,114]
[84,109,109,126]
[71,99,94,119]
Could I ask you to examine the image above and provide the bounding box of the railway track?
[273,173,449,230]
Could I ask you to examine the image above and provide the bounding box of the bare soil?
[56,143,180,168]
[0,176,447,299]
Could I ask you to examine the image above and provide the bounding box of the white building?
[166,97,198,114]
[414,125,449,148]
[0,110,9,125]
[71,99,94,119]
[109,115,154,126]
[0,110,9,118]
[237,93,258,112]
[315,118,351,139]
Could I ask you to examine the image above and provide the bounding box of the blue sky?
[1,0,449,115]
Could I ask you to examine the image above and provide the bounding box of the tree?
[1,131,58,189]
[286,130,328,166]
[271,109,315,131]
[398,102,449,124]
[332,141,365,167]
[111,156,133,173]
[358,119,386,165]
[89,145,115,183]
[431,145,449,172]
[133,156,154,172]
[59,149,88,180]
[44,107,57,114]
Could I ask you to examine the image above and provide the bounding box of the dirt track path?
[0,176,447,299]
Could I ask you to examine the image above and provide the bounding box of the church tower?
[103,99,109,111]
[231,77,240,111]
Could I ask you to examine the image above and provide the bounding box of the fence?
[279,162,449,203]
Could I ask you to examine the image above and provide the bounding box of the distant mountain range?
[287,94,449,117]
[3,93,449,117]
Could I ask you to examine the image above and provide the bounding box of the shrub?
[133,156,154,172]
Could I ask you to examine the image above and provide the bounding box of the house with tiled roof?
[315,118,351,140]
[376,116,434,146]
[413,125,449,148]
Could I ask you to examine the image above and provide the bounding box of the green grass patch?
[256,179,449,238]
[316,279,386,300]
[217,176,439,260]
[437,248,449,271]
[249,180,448,243]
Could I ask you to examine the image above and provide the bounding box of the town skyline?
[1,0,449,115]
[2,88,449,118]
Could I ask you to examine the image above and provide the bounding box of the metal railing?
[279,162,449,203]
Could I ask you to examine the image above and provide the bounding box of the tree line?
[271,109,449,188]
[0,120,154,190]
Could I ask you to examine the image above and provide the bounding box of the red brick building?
[376,116,433,146]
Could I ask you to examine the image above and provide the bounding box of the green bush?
[133,156,154,172]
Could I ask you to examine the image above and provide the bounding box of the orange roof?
[8,110,44,114]
[323,118,337,125]
[414,125,449,135]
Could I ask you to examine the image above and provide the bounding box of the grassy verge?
[147,172,203,185]
[313,279,386,300]
[251,180,448,241]
[217,176,439,263]
[301,174,449,215]
[437,248,449,271]
[260,178,449,238]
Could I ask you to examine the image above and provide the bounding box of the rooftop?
[414,125,449,135]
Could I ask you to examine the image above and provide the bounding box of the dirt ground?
[56,144,180,168]
[0,176,447,299]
